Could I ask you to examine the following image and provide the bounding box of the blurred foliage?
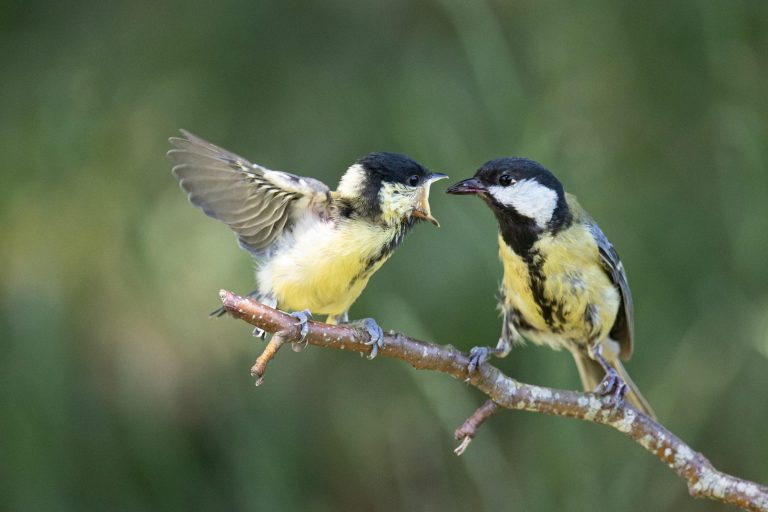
[2,0,768,510]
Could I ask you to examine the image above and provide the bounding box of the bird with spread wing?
[169,130,447,358]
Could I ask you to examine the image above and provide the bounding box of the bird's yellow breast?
[498,225,620,349]
[258,218,395,318]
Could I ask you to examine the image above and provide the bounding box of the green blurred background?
[2,1,767,510]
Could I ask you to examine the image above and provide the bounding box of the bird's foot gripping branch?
[219,290,768,512]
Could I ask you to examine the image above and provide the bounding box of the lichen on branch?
[219,290,768,512]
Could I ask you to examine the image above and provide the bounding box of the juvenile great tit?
[447,158,655,417]
[169,130,447,357]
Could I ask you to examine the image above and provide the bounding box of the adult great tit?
[447,158,655,417]
[169,130,447,358]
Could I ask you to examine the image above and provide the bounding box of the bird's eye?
[498,174,515,187]
[408,175,420,187]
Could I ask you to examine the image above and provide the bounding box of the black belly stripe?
[510,307,538,332]
[522,249,564,333]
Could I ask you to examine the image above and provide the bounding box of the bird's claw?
[595,367,627,408]
[252,327,267,339]
[360,318,384,359]
[467,346,492,375]
[289,310,312,352]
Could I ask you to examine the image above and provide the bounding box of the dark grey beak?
[427,172,449,183]
[446,177,487,195]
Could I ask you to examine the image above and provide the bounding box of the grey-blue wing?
[588,222,634,360]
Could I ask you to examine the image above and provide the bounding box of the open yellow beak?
[411,173,448,227]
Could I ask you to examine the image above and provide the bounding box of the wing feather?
[588,222,634,360]
[168,130,331,256]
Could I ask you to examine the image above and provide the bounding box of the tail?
[570,349,656,420]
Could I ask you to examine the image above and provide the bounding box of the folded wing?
[588,222,634,360]
[169,130,331,256]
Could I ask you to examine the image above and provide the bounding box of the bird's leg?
[328,311,349,324]
[467,336,512,374]
[335,313,384,359]
[250,334,287,386]
[289,310,312,352]
[467,310,517,374]
[360,318,385,359]
[589,343,627,407]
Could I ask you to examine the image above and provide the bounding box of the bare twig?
[250,334,287,386]
[454,399,500,455]
[219,290,768,512]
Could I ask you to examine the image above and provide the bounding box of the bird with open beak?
[169,130,447,358]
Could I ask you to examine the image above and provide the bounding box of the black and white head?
[447,157,572,233]
[337,152,448,226]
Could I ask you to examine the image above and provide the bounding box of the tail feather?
[570,349,656,420]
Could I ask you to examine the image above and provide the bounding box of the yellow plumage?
[498,197,620,350]
[447,160,655,417]
[259,215,396,318]
[169,132,443,335]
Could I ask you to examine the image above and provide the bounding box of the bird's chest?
[259,219,396,314]
[499,234,618,348]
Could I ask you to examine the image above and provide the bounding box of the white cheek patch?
[488,179,558,228]
[336,164,367,197]
[379,182,415,223]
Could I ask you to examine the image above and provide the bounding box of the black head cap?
[475,157,564,192]
[357,152,432,186]
[447,157,572,254]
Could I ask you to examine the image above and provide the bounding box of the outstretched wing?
[588,222,634,360]
[168,130,331,256]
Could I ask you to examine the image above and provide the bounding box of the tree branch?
[219,290,768,512]
[453,399,500,455]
